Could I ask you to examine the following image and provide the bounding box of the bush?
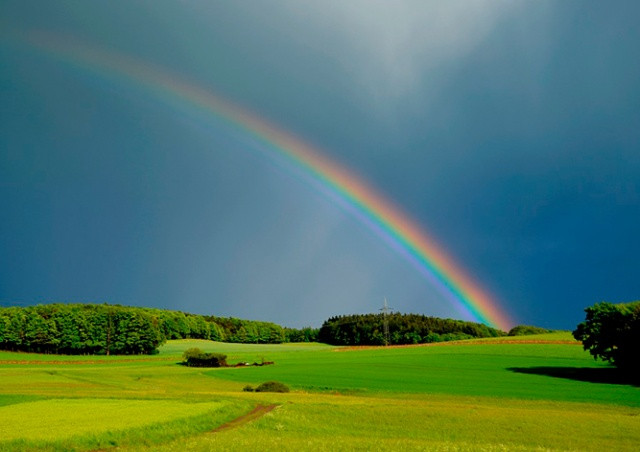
[573,301,640,373]
[243,385,255,392]
[182,347,203,360]
[255,381,289,393]
[182,349,228,367]
[508,325,553,336]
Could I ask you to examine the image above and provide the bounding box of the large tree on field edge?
[573,301,640,374]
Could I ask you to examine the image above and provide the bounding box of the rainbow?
[21,31,513,330]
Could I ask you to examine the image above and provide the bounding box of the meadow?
[0,333,639,451]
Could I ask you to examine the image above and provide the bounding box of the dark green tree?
[24,308,59,353]
[573,301,640,372]
[318,312,504,346]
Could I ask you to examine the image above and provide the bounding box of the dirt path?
[87,404,279,451]
[211,404,278,433]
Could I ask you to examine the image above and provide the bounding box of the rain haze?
[1,1,639,330]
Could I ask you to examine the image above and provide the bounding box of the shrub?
[182,349,228,367]
[255,381,289,393]
[242,385,255,392]
[182,347,203,360]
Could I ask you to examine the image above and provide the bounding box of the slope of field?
[0,333,638,451]
[184,334,640,406]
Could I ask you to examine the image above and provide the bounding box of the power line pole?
[380,297,392,346]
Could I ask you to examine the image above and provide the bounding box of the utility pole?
[380,298,392,346]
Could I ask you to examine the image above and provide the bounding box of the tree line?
[0,304,287,355]
[0,303,509,355]
[284,326,319,343]
[318,312,504,346]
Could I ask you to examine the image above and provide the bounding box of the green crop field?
[0,333,639,451]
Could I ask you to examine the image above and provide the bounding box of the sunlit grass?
[125,394,640,452]
[0,398,252,451]
[0,336,638,451]
[158,339,334,358]
[0,399,223,441]
[197,338,639,406]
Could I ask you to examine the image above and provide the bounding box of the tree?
[1,308,26,351]
[209,322,226,342]
[24,309,59,353]
[573,301,640,373]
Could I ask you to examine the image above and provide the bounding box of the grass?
[140,396,640,452]
[176,336,640,406]
[0,401,252,451]
[0,333,639,451]
[0,399,224,441]
[0,394,43,408]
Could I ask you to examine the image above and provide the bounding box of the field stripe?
[0,357,176,365]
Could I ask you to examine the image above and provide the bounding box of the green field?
[0,333,638,451]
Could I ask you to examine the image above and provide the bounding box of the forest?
[318,312,504,346]
[0,304,286,355]
[0,304,506,355]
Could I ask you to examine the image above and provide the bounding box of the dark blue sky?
[1,1,639,329]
